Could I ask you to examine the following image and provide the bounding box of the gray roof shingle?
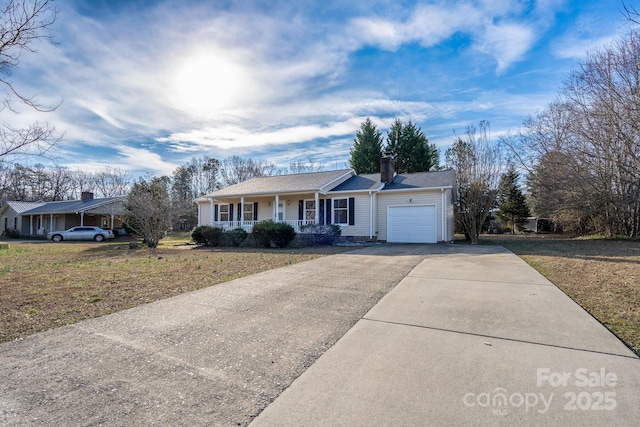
[204,169,354,198]
[329,174,383,192]
[22,197,125,215]
[381,169,456,191]
[330,169,455,192]
[3,201,46,214]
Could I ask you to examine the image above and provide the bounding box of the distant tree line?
[503,28,640,237]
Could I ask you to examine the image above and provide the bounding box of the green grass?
[0,238,352,343]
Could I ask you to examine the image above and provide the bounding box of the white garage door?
[387,205,437,243]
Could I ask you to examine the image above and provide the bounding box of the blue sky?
[11,0,633,176]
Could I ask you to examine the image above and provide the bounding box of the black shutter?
[326,199,332,224]
[253,202,258,220]
[237,203,241,221]
[214,204,218,222]
[348,197,355,226]
[298,200,304,221]
[229,204,234,222]
[319,199,324,225]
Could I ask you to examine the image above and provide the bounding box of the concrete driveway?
[1,244,638,426]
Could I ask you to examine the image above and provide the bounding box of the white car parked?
[47,226,115,242]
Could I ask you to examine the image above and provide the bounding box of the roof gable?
[1,201,46,214]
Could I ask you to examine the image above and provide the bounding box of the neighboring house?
[14,192,126,237]
[196,155,456,243]
[0,201,47,236]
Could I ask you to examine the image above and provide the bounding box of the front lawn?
[481,234,640,356]
[0,235,352,343]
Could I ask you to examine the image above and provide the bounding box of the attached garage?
[387,204,437,243]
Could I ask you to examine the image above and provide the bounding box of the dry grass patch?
[0,236,353,343]
[482,234,640,356]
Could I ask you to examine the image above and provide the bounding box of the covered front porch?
[199,192,335,233]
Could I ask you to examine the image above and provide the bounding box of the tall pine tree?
[498,167,531,233]
[385,119,439,173]
[349,118,383,174]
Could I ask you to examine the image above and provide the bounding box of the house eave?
[381,185,453,193]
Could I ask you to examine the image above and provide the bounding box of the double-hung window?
[333,198,348,225]
[304,200,316,222]
[219,204,230,221]
[243,203,254,220]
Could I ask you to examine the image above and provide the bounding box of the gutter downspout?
[368,191,374,239]
[441,188,446,242]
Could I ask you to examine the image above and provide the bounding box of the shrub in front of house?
[191,225,223,247]
[299,223,341,245]
[251,220,296,248]
[4,229,21,239]
[224,228,248,247]
[269,222,296,248]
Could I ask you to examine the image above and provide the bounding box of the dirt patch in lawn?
[481,234,640,356]
[0,239,354,344]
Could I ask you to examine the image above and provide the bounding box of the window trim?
[243,202,254,219]
[218,203,230,222]
[304,199,316,222]
[332,198,348,225]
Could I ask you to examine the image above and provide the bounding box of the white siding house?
[196,157,456,244]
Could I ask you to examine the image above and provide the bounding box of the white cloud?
[477,22,536,73]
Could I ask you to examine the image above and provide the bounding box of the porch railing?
[210,220,316,232]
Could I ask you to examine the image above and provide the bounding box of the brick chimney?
[81,191,94,201]
[380,152,395,184]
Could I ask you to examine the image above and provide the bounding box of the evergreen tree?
[349,118,383,174]
[385,119,439,173]
[497,167,531,233]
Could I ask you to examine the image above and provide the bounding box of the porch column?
[29,215,34,236]
[111,213,115,229]
[80,211,84,226]
[274,194,279,221]
[314,192,319,224]
[209,199,214,224]
[39,214,44,234]
[50,214,54,231]
[240,196,245,227]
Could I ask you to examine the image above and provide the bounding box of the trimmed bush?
[270,222,296,248]
[224,228,248,247]
[251,220,296,248]
[251,220,273,248]
[191,225,223,246]
[299,223,341,245]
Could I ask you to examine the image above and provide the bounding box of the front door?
[274,202,285,221]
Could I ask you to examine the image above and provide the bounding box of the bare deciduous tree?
[507,29,640,236]
[94,167,131,197]
[124,177,171,248]
[445,121,503,244]
[219,156,276,187]
[0,0,62,162]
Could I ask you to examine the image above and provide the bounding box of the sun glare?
[174,54,247,116]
